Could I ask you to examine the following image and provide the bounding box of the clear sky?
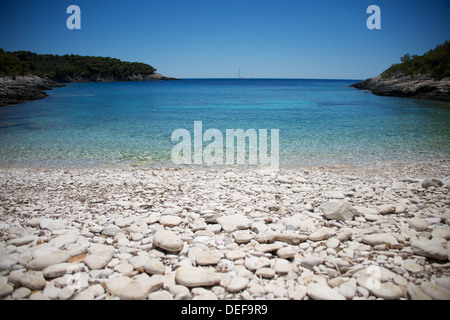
[0,0,449,79]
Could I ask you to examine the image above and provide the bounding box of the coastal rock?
[319,200,355,221]
[152,230,184,252]
[350,73,450,103]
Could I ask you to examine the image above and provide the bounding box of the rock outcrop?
[351,72,450,102]
[0,73,176,107]
[0,76,66,107]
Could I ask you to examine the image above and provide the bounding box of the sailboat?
[237,67,246,80]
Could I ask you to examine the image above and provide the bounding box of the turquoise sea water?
[0,79,449,167]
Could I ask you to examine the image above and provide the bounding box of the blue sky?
[0,0,449,79]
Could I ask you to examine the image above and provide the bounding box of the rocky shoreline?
[0,161,449,300]
[0,74,177,107]
[351,73,450,102]
[0,76,66,107]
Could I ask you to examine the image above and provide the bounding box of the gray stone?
[421,178,443,188]
[319,200,355,221]
[421,282,450,300]
[0,283,13,298]
[411,239,448,261]
[370,282,403,300]
[0,254,18,271]
[19,271,46,290]
[43,263,76,279]
[407,283,431,300]
[408,218,429,231]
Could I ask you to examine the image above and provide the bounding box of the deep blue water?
[0,79,449,167]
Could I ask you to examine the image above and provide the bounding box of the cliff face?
[351,73,450,102]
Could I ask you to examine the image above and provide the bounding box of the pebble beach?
[0,161,449,300]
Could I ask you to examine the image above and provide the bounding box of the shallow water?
[0,79,449,167]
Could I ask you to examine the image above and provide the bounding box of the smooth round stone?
[408,218,429,231]
[144,259,166,275]
[233,231,255,244]
[12,287,32,299]
[306,283,346,300]
[227,276,249,292]
[195,251,223,266]
[411,239,448,261]
[255,268,275,279]
[326,238,340,249]
[159,215,182,227]
[148,290,173,300]
[276,246,298,259]
[244,256,271,271]
[421,282,450,300]
[309,228,334,241]
[175,267,221,287]
[0,283,14,298]
[27,250,70,271]
[361,233,398,246]
[84,248,115,270]
[153,230,184,252]
[370,282,403,300]
[402,259,422,273]
[0,254,18,271]
[114,263,134,274]
[273,259,292,274]
[8,235,37,246]
[43,263,75,278]
[19,271,46,290]
[225,250,246,261]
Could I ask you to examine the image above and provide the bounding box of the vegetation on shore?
[381,41,450,79]
[0,49,157,81]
